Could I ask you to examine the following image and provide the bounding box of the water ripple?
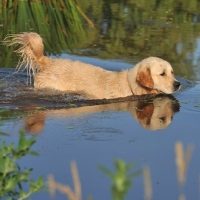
[80,127,125,141]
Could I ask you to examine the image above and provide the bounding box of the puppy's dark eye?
[159,116,166,122]
[160,72,165,76]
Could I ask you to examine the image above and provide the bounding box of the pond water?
[1,1,200,200]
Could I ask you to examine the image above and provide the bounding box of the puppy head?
[136,57,181,94]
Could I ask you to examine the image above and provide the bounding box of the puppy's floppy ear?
[136,104,154,126]
[136,67,154,89]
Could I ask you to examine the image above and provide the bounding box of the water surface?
[0,0,200,199]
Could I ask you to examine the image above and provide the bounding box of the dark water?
[1,1,200,200]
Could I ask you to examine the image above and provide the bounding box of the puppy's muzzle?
[173,81,181,91]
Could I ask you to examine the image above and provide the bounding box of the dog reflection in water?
[25,96,180,133]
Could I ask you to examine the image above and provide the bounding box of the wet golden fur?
[5,32,181,99]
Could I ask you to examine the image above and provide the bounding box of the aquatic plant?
[46,143,194,200]
[98,159,142,200]
[0,130,45,200]
[47,159,142,200]
[48,161,81,200]
[0,0,94,67]
[175,142,194,200]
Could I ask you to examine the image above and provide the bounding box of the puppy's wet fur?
[5,32,181,99]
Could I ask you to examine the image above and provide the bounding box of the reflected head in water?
[24,95,180,134]
[128,96,180,130]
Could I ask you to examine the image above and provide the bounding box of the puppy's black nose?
[173,81,181,90]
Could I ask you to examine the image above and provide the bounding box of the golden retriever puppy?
[24,96,180,133]
[5,32,181,99]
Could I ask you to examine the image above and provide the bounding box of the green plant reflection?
[79,0,200,79]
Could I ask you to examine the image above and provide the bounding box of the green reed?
[0,0,90,67]
[98,159,142,200]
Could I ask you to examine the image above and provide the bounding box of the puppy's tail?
[4,32,51,81]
